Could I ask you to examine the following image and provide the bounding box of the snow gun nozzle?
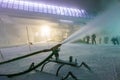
[51,44,62,50]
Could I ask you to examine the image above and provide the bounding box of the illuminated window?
[70,8,75,16]
[42,4,48,13]
[19,1,24,10]
[77,10,82,17]
[56,6,61,15]
[13,0,19,9]
[47,5,52,14]
[80,9,86,17]
[7,0,14,8]
[59,7,65,15]
[33,3,39,12]
[67,8,72,16]
[63,8,68,16]
[38,4,43,12]
[74,9,79,17]
[51,6,56,14]
[24,2,28,11]
[28,2,33,12]
[73,9,78,17]
[1,0,8,8]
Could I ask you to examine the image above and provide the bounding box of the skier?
[91,34,96,44]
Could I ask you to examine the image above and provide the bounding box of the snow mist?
[62,2,120,44]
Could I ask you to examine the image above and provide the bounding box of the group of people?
[83,34,120,45]
[84,34,96,44]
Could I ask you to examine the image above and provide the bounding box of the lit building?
[0,0,93,47]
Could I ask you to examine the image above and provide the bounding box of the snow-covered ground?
[0,43,120,80]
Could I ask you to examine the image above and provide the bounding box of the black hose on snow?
[0,44,62,65]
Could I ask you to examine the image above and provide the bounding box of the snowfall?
[0,43,120,80]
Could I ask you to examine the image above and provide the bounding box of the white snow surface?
[0,43,120,80]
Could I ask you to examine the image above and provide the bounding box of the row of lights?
[0,0,88,18]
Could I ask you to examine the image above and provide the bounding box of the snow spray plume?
[50,44,62,50]
[62,2,120,44]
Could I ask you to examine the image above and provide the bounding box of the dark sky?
[30,0,102,14]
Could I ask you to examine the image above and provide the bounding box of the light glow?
[40,25,51,38]
[35,32,40,37]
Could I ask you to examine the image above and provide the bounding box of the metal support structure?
[48,60,92,79]
[62,71,78,80]
[28,62,35,70]
[40,61,50,72]
[56,64,65,76]
[78,62,92,71]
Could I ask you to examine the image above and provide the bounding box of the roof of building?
[0,0,92,18]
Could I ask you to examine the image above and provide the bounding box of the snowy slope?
[0,43,120,80]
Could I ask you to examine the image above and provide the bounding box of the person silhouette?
[111,37,119,45]
[104,37,109,44]
[91,34,96,44]
[115,37,119,45]
[86,35,90,44]
[99,38,102,44]
[52,47,60,60]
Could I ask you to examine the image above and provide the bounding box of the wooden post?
[26,26,31,52]
[0,49,4,60]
